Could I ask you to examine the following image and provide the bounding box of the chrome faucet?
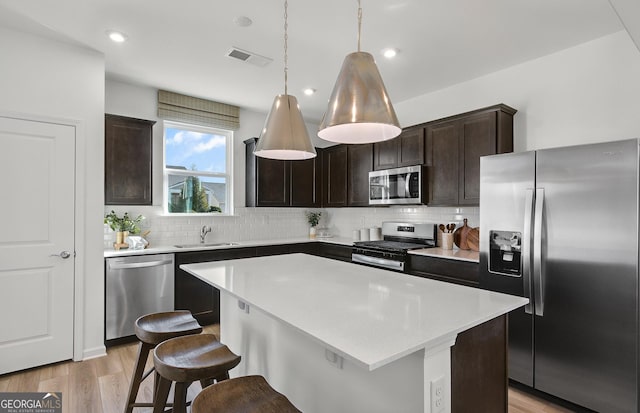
[200,225,211,243]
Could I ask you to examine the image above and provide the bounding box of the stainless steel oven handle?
[352,254,404,271]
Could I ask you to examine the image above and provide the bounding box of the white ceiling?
[0,0,625,123]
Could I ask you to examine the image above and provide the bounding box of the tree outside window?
[164,122,233,214]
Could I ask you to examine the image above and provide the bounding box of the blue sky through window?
[165,126,226,172]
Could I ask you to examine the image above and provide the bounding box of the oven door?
[352,248,406,272]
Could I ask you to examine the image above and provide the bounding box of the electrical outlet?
[430,376,445,413]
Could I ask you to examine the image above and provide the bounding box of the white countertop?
[103,236,354,258]
[409,247,480,263]
[181,254,527,371]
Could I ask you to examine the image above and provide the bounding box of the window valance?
[157,90,240,130]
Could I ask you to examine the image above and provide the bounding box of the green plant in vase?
[104,210,145,246]
[305,211,321,239]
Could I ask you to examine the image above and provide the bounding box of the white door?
[0,116,75,375]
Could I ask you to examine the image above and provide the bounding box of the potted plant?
[305,211,322,239]
[104,210,145,245]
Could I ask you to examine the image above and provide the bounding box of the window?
[163,121,233,214]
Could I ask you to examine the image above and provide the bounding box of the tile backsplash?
[103,206,479,248]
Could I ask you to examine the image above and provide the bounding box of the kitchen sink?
[174,242,239,248]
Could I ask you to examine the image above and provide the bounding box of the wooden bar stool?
[191,375,302,413]
[124,310,203,413]
[153,333,242,413]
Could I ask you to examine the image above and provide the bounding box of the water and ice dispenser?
[489,230,522,276]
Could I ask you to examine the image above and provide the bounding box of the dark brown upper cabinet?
[105,114,155,205]
[322,143,372,207]
[373,126,425,170]
[424,104,516,206]
[244,138,320,207]
[290,151,322,207]
[322,145,348,207]
[347,143,373,206]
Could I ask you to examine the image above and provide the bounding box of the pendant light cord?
[284,0,289,96]
[357,0,362,52]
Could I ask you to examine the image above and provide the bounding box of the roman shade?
[157,90,240,130]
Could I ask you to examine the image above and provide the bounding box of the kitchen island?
[181,254,527,413]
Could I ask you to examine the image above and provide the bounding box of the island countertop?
[181,254,527,371]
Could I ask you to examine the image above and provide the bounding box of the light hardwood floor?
[0,325,573,413]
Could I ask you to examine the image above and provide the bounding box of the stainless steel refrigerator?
[479,138,638,413]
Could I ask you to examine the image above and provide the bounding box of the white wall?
[0,26,106,359]
[396,30,640,152]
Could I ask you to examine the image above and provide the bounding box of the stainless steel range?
[352,222,437,272]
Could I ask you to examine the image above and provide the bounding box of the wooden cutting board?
[466,227,479,251]
[453,218,471,250]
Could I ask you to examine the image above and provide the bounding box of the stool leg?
[124,342,153,413]
[173,382,190,413]
[152,376,172,413]
[200,377,215,388]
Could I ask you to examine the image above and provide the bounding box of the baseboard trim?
[81,345,106,361]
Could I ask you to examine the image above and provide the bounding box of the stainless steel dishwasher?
[105,253,174,341]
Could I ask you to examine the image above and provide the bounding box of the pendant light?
[318,0,401,144]
[254,0,317,160]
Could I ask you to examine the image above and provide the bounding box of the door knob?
[50,251,72,259]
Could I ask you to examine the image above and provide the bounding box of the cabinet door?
[373,139,398,171]
[323,145,348,207]
[459,112,497,205]
[256,157,290,206]
[175,248,256,325]
[425,120,460,206]
[347,143,373,206]
[291,155,320,207]
[105,114,155,205]
[397,126,425,167]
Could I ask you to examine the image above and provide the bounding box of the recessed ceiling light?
[303,88,316,96]
[106,30,128,43]
[233,16,253,27]
[382,48,398,59]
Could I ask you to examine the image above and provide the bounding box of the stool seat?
[154,334,241,383]
[124,310,202,413]
[192,375,302,413]
[135,310,203,345]
[152,334,241,413]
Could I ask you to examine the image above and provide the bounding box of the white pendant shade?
[318,51,401,144]
[255,94,317,160]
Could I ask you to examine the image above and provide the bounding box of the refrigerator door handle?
[522,188,534,315]
[533,188,545,317]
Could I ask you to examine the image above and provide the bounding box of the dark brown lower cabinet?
[306,242,353,262]
[175,243,318,325]
[451,315,508,413]
[407,254,479,286]
[175,247,256,325]
[406,254,506,411]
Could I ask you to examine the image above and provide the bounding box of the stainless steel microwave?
[369,165,424,205]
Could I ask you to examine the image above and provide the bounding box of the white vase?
[309,227,317,239]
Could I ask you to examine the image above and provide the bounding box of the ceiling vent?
[226,47,273,67]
